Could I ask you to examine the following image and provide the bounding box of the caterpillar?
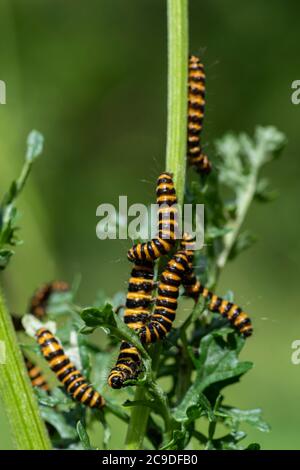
[127,173,178,263]
[11,315,51,392]
[25,358,49,392]
[180,235,253,337]
[108,261,154,388]
[187,55,212,174]
[139,250,189,344]
[36,328,105,408]
[29,281,70,319]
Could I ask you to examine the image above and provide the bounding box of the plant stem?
[166,0,188,207]
[0,286,51,449]
[216,169,259,271]
[125,0,188,450]
[125,345,162,450]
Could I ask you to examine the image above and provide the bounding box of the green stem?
[125,0,188,450]
[125,345,162,450]
[216,168,259,271]
[166,0,188,206]
[0,286,51,449]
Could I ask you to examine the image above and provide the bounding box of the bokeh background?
[1,0,300,450]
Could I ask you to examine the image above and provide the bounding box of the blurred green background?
[1,0,300,450]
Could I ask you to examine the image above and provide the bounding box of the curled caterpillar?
[108,262,154,389]
[180,235,253,337]
[127,173,178,263]
[187,55,212,174]
[139,250,189,344]
[29,281,70,318]
[25,358,49,392]
[36,328,105,408]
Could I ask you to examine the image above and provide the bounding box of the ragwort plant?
[0,0,286,450]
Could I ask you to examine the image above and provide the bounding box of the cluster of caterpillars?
[11,56,252,406]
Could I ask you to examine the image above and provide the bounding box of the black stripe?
[57,364,76,380]
[157,287,179,299]
[124,313,149,324]
[126,298,151,309]
[156,298,177,310]
[51,358,70,373]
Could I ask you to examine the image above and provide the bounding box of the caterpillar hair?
[36,328,105,408]
[29,281,70,318]
[139,250,189,344]
[25,358,49,392]
[108,261,154,389]
[180,235,253,337]
[187,55,212,174]
[127,173,178,263]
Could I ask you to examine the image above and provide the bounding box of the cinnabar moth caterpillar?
[36,328,105,408]
[139,250,189,343]
[187,55,212,174]
[29,281,70,319]
[25,358,49,392]
[108,261,154,388]
[181,235,253,337]
[127,173,178,263]
[11,315,51,392]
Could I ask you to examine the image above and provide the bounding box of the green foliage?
[16,127,283,450]
[0,130,43,270]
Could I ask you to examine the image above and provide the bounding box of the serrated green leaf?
[40,407,78,440]
[209,431,246,450]
[0,249,14,269]
[76,421,93,450]
[160,429,190,450]
[255,178,278,203]
[177,331,252,418]
[173,390,213,424]
[26,130,44,162]
[229,230,257,260]
[246,443,261,450]
[206,226,232,241]
[81,304,116,328]
[219,406,270,433]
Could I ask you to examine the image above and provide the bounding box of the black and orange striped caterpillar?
[108,261,154,388]
[127,172,178,263]
[139,250,190,344]
[29,281,70,319]
[36,328,105,409]
[12,314,50,392]
[180,235,253,337]
[187,55,212,174]
[25,358,49,392]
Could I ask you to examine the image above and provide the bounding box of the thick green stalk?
[166,0,188,206]
[0,286,51,449]
[125,0,188,450]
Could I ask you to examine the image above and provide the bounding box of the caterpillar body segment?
[127,173,178,263]
[107,341,141,389]
[187,55,212,174]
[25,358,49,392]
[139,251,190,344]
[29,281,70,319]
[108,261,154,389]
[36,328,105,408]
[180,235,253,337]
